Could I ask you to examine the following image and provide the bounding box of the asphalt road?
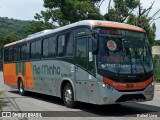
[0,72,160,120]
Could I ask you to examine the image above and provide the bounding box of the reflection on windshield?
[97,29,153,74]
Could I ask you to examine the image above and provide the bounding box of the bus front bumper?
[97,82,154,105]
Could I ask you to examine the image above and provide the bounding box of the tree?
[35,0,103,26]
[126,0,160,45]
[104,0,160,45]
[104,0,139,22]
[35,0,160,44]
[25,21,54,35]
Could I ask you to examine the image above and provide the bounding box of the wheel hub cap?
[65,89,72,103]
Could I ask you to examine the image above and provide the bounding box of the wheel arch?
[60,78,76,100]
[17,76,24,88]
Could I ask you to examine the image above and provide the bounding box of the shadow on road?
[9,90,64,106]
[8,90,160,117]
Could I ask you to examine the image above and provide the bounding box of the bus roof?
[4,20,145,47]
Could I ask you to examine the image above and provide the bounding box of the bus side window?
[4,48,9,62]
[21,43,30,60]
[8,47,13,62]
[58,35,65,57]
[64,33,73,57]
[31,42,36,59]
[13,46,19,62]
[21,44,25,60]
[88,38,94,74]
[35,40,41,59]
[43,38,49,58]
[26,43,30,60]
[57,32,73,57]
[76,38,87,69]
[49,37,56,57]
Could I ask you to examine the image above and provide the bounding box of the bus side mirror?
[92,30,99,55]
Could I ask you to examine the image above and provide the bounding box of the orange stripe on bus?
[3,63,17,86]
[4,42,17,47]
[104,77,152,91]
[3,62,34,89]
[92,22,145,32]
[25,62,34,89]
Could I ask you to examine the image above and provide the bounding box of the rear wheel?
[18,79,25,96]
[63,83,77,108]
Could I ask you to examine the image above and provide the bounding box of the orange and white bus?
[3,20,154,108]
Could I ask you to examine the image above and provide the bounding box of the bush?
[0,91,3,111]
[153,59,160,82]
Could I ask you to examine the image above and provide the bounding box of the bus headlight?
[102,83,106,88]
[102,82,114,90]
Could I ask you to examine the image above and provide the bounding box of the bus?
[3,20,154,108]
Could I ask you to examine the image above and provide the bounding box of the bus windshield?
[97,28,153,75]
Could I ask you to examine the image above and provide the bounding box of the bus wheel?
[18,79,25,96]
[63,83,77,108]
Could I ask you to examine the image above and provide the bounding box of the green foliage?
[0,17,29,37]
[153,59,160,82]
[0,17,55,70]
[34,0,157,45]
[104,0,139,22]
[104,0,156,45]
[35,0,103,26]
[152,40,160,46]
[0,91,3,111]
[127,15,155,45]
[25,21,54,35]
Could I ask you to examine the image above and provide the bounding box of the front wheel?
[63,83,77,108]
[18,80,25,96]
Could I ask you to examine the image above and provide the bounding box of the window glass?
[35,40,41,59]
[64,33,73,57]
[76,38,87,69]
[58,33,73,57]
[26,43,30,60]
[13,46,19,61]
[43,38,49,58]
[49,37,56,57]
[31,42,36,59]
[21,43,30,60]
[58,35,65,56]
[21,44,26,60]
[88,38,94,73]
[4,48,9,62]
[8,47,13,61]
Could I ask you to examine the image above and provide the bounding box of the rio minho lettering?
[33,64,61,75]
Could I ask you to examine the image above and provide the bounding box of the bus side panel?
[3,63,17,86]
[3,62,35,90]
[75,66,100,104]
[25,62,34,89]
[29,60,75,97]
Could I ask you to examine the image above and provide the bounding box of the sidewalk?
[155,83,160,91]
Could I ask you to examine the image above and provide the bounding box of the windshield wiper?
[138,49,147,74]
[115,39,126,76]
[139,59,147,74]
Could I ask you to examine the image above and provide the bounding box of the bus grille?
[115,94,146,102]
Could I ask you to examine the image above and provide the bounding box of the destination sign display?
[99,29,121,35]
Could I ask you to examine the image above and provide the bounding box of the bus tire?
[18,79,25,96]
[63,83,77,108]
